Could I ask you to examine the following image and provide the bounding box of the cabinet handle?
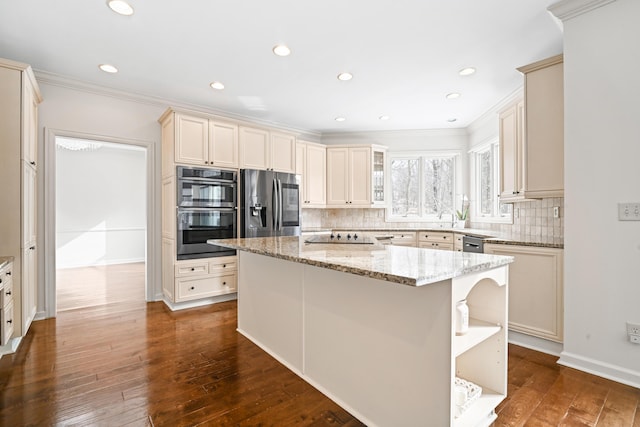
[29,246,35,250]
[6,319,12,324]
[443,236,447,239]
[6,291,11,296]
[190,267,195,271]
[222,264,226,268]
[30,161,36,166]
[190,286,195,290]
[6,271,11,275]
[223,281,227,286]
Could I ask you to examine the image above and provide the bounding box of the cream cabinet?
[418,231,454,251]
[389,232,417,247]
[296,141,326,207]
[1,260,15,346]
[239,126,296,173]
[0,58,41,346]
[166,112,239,169]
[173,256,237,302]
[500,55,564,202]
[326,145,386,207]
[484,244,564,342]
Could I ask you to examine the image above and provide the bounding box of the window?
[471,141,512,223]
[388,152,458,220]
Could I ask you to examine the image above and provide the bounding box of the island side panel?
[237,251,305,373]
[303,264,453,427]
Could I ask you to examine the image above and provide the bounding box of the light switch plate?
[618,203,640,221]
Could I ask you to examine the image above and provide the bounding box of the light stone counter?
[212,236,513,287]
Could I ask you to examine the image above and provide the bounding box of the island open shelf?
[212,237,512,427]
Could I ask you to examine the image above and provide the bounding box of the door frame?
[43,128,159,317]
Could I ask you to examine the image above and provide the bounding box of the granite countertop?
[211,236,513,287]
[0,256,14,271]
[304,227,563,249]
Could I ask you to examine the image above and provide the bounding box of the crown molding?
[33,69,321,138]
[548,0,616,21]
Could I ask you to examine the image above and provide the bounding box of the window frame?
[386,150,461,222]
[469,140,513,224]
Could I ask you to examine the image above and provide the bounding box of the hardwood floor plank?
[1,264,639,426]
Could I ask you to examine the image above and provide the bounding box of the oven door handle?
[178,207,236,212]
[178,177,236,185]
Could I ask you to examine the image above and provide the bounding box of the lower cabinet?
[173,256,237,303]
[0,261,15,346]
[483,244,564,342]
[418,231,454,251]
[388,232,417,247]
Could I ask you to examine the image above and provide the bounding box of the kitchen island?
[212,236,513,427]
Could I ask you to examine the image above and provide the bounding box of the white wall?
[37,81,166,312]
[555,0,640,387]
[55,141,146,268]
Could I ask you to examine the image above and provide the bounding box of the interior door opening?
[54,136,147,311]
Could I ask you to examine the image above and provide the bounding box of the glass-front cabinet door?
[372,149,385,205]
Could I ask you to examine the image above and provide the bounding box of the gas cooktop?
[304,233,377,245]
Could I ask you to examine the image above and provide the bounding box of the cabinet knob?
[30,246,35,250]
[190,286,195,290]
[6,319,12,324]
[6,291,11,296]
[223,281,227,286]
[190,267,195,271]
[223,264,226,268]
[6,271,10,275]
[30,161,36,166]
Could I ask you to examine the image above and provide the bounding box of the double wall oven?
[176,166,237,260]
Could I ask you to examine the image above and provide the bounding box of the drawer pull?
[190,286,195,290]
[223,281,227,286]
[6,271,10,276]
[6,291,11,296]
[223,264,226,268]
[7,319,12,324]
[190,268,195,271]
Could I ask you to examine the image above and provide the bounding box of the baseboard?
[558,351,640,389]
[162,293,237,311]
[508,330,563,356]
[0,336,23,356]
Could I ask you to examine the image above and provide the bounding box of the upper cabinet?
[326,145,386,207]
[499,54,564,202]
[296,141,326,207]
[161,111,239,171]
[239,126,296,173]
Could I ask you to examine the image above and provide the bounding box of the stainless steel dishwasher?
[462,235,486,253]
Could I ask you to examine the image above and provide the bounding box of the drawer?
[209,256,237,274]
[176,274,237,302]
[390,232,417,246]
[1,300,14,346]
[418,242,454,251]
[454,233,464,251]
[175,261,209,277]
[418,231,453,243]
[1,279,13,307]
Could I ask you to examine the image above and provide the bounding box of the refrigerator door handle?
[278,179,283,231]
[272,178,278,230]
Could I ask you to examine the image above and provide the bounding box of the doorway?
[54,136,147,311]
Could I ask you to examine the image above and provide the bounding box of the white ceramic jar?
[455,299,469,335]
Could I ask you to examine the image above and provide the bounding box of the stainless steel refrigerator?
[240,169,301,238]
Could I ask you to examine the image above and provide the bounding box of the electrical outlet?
[632,336,640,344]
[553,206,559,218]
[628,322,640,336]
[618,203,640,221]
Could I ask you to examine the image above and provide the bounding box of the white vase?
[456,300,469,335]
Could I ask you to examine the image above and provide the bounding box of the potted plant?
[455,206,469,228]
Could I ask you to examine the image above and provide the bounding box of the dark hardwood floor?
[1,265,639,426]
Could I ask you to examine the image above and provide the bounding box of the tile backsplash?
[302,197,564,242]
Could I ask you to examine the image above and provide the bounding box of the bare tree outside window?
[389,154,457,220]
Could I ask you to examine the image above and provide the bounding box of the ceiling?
[0,0,563,134]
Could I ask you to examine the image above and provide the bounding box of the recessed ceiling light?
[272,45,291,57]
[446,92,461,99]
[378,115,390,121]
[210,81,225,90]
[458,67,476,76]
[99,64,118,74]
[335,117,346,122]
[447,118,458,123]
[337,72,353,81]
[106,0,134,16]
